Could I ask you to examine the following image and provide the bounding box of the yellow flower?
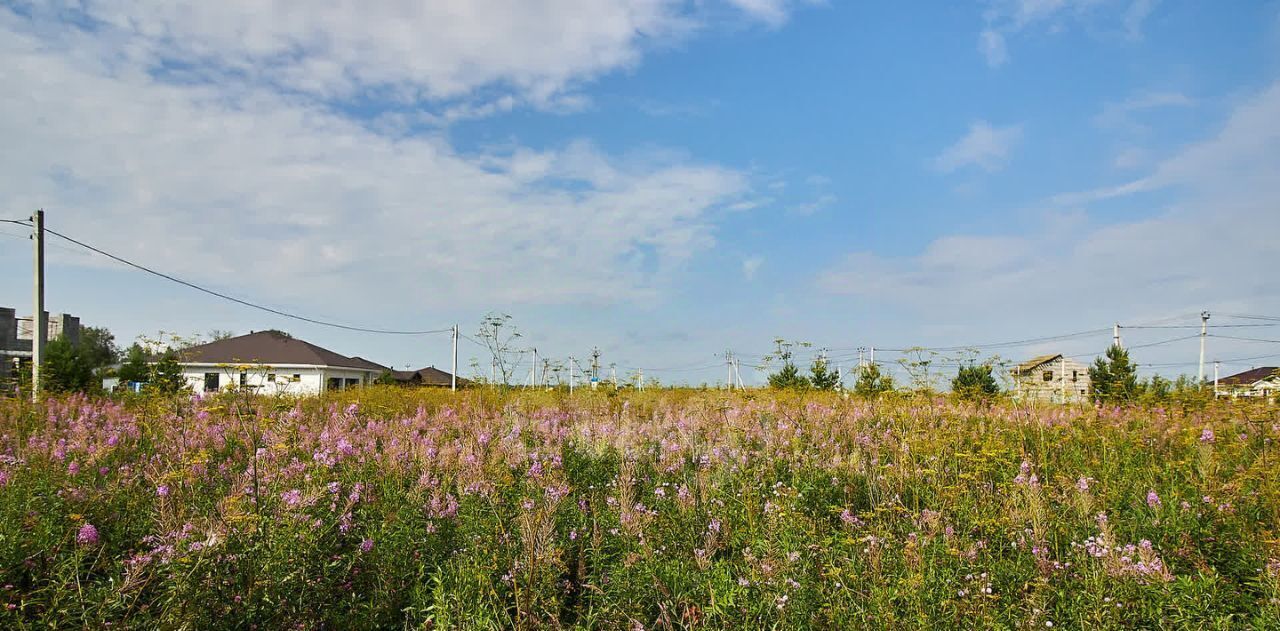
[69,513,83,522]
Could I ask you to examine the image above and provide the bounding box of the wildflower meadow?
[0,388,1277,629]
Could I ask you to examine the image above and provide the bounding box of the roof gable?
[1220,367,1280,386]
[177,331,375,370]
[1014,354,1062,373]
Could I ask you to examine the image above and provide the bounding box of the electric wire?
[42,226,453,335]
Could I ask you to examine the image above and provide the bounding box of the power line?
[1219,313,1280,322]
[1209,334,1280,344]
[42,226,452,336]
[1124,323,1278,329]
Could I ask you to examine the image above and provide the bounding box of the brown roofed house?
[1215,366,1280,399]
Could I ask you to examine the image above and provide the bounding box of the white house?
[160,330,388,396]
[1215,367,1280,399]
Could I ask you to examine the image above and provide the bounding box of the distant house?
[166,330,385,395]
[1215,367,1280,399]
[392,366,470,388]
[1,306,81,384]
[1011,353,1091,403]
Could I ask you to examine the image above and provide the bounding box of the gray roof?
[1013,354,1062,374]
[176,330,379,371]
[392,366,468,387]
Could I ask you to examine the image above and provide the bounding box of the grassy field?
[0,387,1277,629]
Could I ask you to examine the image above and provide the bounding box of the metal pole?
[639,368,644,391]
[451,324,457,391]
[1213,361,1220,398]
[727,350,733,390]
[1113,323,1122,348]
[1198,311,1210,382]
[569,357,575,394]
[31,209,45,402]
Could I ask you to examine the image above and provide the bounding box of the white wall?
[178,364,378,396]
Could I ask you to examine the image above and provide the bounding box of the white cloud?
[979,29,1009,67]
[821,80,1280,351]
[979,0,1158,67]
[742,256,764,280]
[9,0,804,110]
[1095,90,1194,130]
[724,0,807,27]
[933,121,1024,173]
[0,12,754,311]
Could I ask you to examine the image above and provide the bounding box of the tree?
[117,344,151,385]
[42,336,98,394]
[809,357,840,391]
[79,326,119,372]
[769,363,810,390]
[375,370,397,385]
[1089,345,1138,403]
[476,313,523,387]
[766,338,810,390]
[853,363,894,398]
[207,329,236,342]
[952,363,999,401]
[147,350,188,395]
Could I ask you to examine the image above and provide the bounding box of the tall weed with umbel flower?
[0,388,1277,628]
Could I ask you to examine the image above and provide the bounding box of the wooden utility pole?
[451,324,458,391]
[31,210,45,402]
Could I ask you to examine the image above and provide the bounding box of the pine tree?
[1089,345,1138,403]
[809,358,839,391]
[952,363,999,401]
[853,364,894,398]
[768,362,810,390]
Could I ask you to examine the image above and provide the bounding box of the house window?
[204,373,219,392]
[292,374,301,382]
[1072,370,1078,382]
[1043,371,1054,382]
[267,374,276,383]
[345,378,360,388]
[327,377,342,391]
[239,371,248,387]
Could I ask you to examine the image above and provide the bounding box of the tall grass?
[0,387,1276,629]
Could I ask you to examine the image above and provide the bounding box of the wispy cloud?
[933,121,1024,173]
[14,1,810,115]
[979,0,1160,67]
[824,79,1280,336]
[1095,90,1195,130]
[742,256,764,281]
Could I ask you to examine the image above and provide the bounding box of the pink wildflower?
[1146,490,1161,508]
[77,523,100,546]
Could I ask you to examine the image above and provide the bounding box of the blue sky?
[2,1,1279,386]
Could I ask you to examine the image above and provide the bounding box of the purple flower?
[1076,477,1090,492]
[156,485,170,498]
[76,523,99,546]
[281,489,303,507]
[1145,490,1161,508]
[1199,427,1215,443]
[360,538,374,553]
